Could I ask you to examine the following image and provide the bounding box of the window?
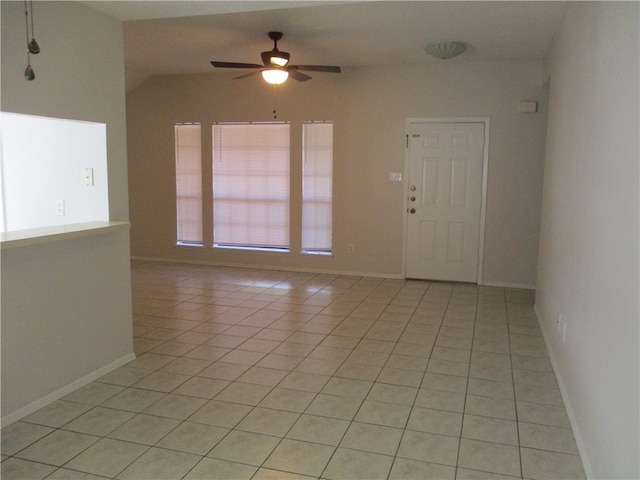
[212,122,290,251]
[302,121,333,254]
[175,123,203,245]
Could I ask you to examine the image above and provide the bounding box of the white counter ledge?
[0,221,130,249]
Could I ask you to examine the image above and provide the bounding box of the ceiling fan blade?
[233,70,262,80]
[289,65,341,73]
[287,69,312,82]
[211,61,263,69]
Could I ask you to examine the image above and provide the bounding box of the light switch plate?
[389,172,402,182]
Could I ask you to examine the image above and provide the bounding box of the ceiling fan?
[211,31,341,85]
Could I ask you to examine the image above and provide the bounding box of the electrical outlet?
[83,168,94,186]
[55,199,65,216]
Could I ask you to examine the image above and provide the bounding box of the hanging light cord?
[273,85,278,119]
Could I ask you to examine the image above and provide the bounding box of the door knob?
[410,186,417,191]
[410,196,416,202]
[410,208,416,214]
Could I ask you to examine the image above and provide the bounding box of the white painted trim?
[403,118,491,283]
[131,256,405,280]
[479,281,536,290]
[534,303,593,479]
[1,353,136,428]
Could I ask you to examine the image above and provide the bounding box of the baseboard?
[533,303,593,479]
[478,280,536,290]
[131,255,404,280]
[1,352,136,428]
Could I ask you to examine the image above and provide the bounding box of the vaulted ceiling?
[82,1,567,91]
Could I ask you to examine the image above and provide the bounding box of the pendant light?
[23,0,39,80]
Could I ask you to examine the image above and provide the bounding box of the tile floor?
[2,261,587,479]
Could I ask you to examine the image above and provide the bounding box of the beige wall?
[128,60,547,286]
[536,3,639,478]
[1,1,134,423]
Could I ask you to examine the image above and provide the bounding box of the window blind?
[302,121,333,253]
[175,123,203,245]
[212,122,290,250]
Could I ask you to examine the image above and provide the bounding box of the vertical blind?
[302,121,333,253]
[212,122,290,249]
[175,123,203,245]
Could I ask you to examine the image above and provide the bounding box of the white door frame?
[402,117,490,283]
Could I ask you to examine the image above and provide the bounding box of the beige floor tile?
[366,383,418,405]
[183,458,257,480]
[62,382,125,406]
[133,371,192,392]
[516,400,571,427]
[2,264,588,480]
[173,376,230,399]
[64,438,148,477]
[62,407,135,436]
[462,414,519,445]
[198,361,250,381]
[388,458,456,480]
[207,430,279,466]
[108,414,180,445]
[142,393,207,420]
[321,377,373,399]
[21,400,92,428]
[456,467,521,479]
[156,421,228,455]
[236,407,300,437]
[397,430,459,466]
[407,407,463,437]
[355,400,411,428]
[15,430,99,466]
[237,366,289,386]
[422,373,468,393]
[519,422,579,454]
[520,447,586,479]
[117,447,200,480]
[188,399,252,427]
[0,422,54,456]
[214,382,272,405]
[258,387,316,413]
[278,371,330,392]
[100,388,165,413]
[340,422,403,455]
[414,388,466,413]
[464,394,517,420]
[322,447,394,480]
[263,439,335,477]
[305,393,363,420]
[286,414,350,446]
[458,438,521,477]
[0,457,56,480]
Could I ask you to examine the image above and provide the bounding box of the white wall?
[536,3,639,479]
[0,113,109,232]
[0,1,134,424]
[127,60,548,286]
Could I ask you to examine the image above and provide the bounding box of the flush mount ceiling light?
[425,41,466,60]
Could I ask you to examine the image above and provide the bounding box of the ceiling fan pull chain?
[273,85,278,119]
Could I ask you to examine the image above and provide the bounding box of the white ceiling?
[81,1,567,91]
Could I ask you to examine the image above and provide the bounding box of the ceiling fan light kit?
[262,69,289,85]
[425,41,466,60]
[211,31,341,85]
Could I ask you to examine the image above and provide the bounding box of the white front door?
[405,121,485,282]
